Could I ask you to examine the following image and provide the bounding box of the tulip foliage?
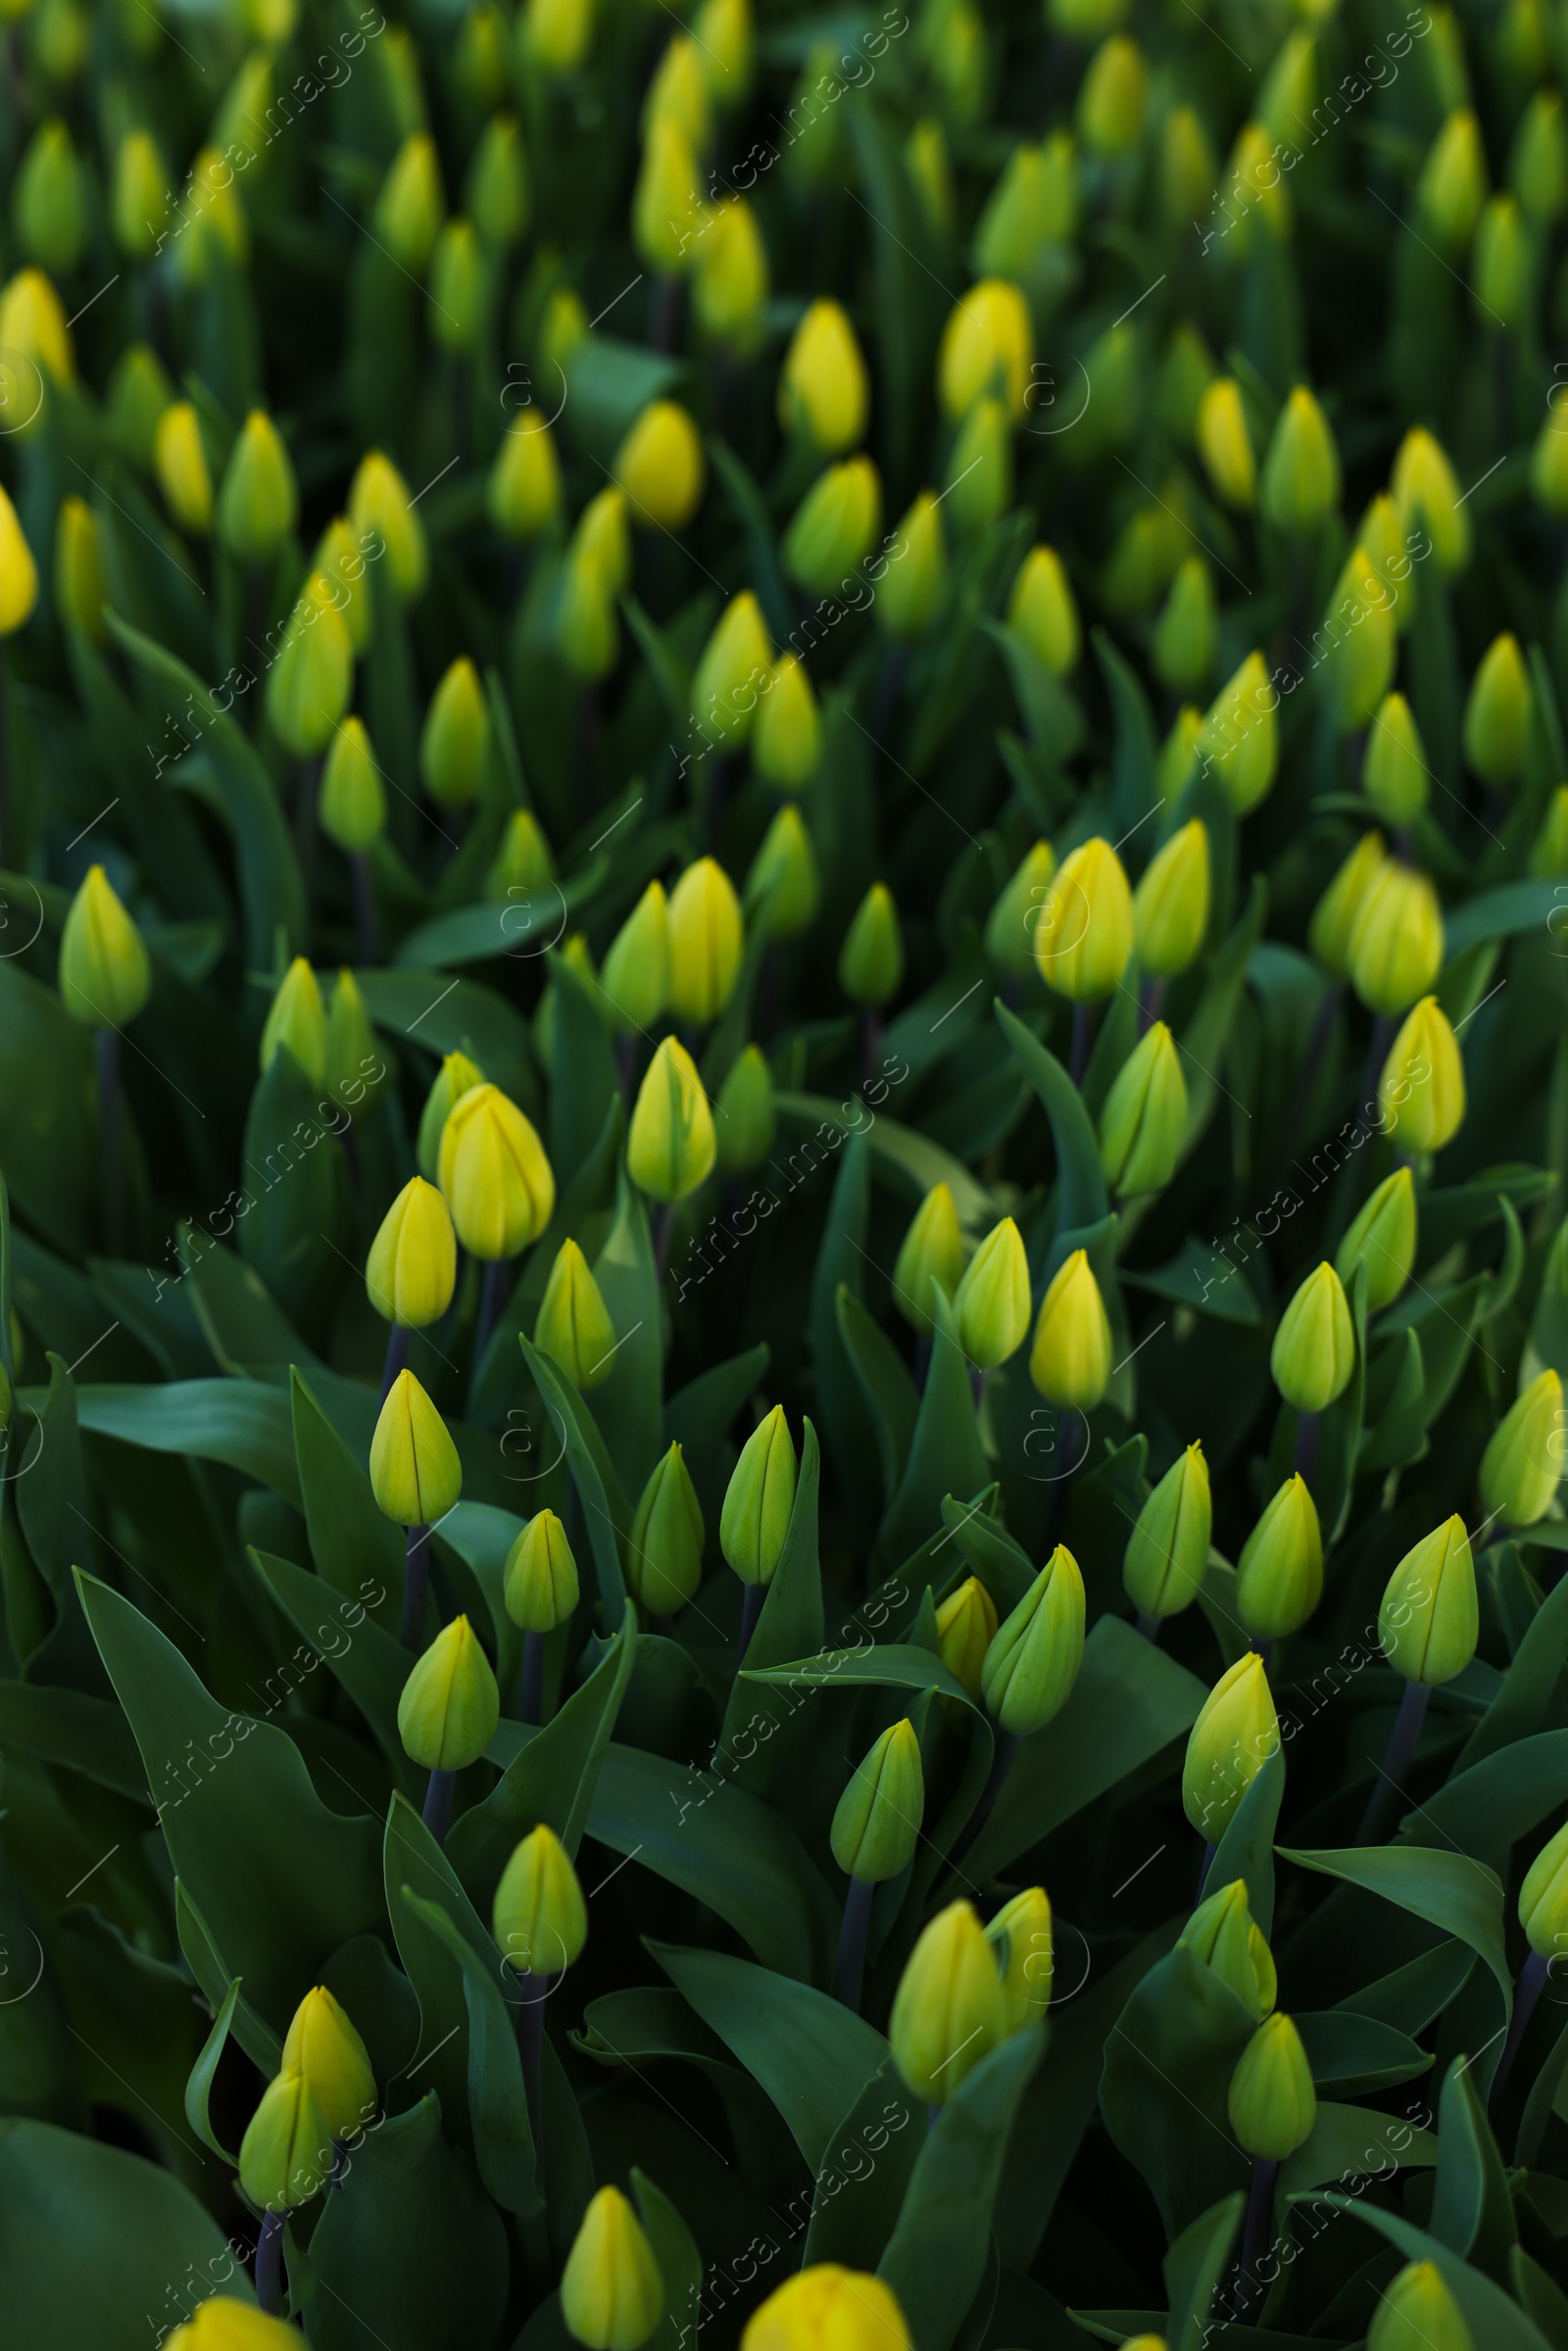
[9,0,1568,2348]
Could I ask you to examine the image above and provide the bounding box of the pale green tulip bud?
[1379,997,1466,1153]
[1480,1369,1564,1529]
[1257,28,1315,149]
[981,1543,1086,1736]
[627,1442,706,1616]
[367,1179,458,1330]
[779,299,869,455]
[691,590,772,750]
[468,114,530,247]
[1152,555,1216,695]
[752,655,821,792]
[487,808,555,904]
[1520,1815,1568,1960]
[155,402,214,535]
[112,129,167,262]
[633,116,704,275]
[986,840,1055,978]
[260,955,326,1085]
[953,1216,1030,1370]
[1100,1022,1188,1199]
[746,805,819,940]
[1514,90,1568,222]
[667,856,745,1024]
[628,1037,715,1203]
[267,574,354,757]
[398,1613,498,1769]
[1179,1879,1277,2022]
[54,495,105,639]
[1336,1167,1416,1314]
[877,493,947,640]
[439,1082,556,1260]
[1183,1653,1278,1839]
[1077,33,1147,155]
[616,401,705,531]
[376,132,445,271]
[59,863,150,1027]
[720,1403,797,1586]
[1392,426,1469,574]
[1463,632,1531,787]
[601,881,669,1035]
[1197,378,1256,510]
[1348,860,1444,1017]
[15,119,84,273]
[890,1900,1006,2102]
[1236,1475,1323,1640]
[1161,106,1216,229]
[349,450,428,602]
[238,2070,332,2212]
[694,197,769,351]
[539,287,589,383]
[831,1719,923,1883]
[556,544,617,678]
[489,415,563,539]
[1359,493,1419,632]
[1364,695,1428,825]
[218,410,298,564]
[1369,2263,1473,2351]
[987,1886,1053,2028]
[315,516,374,656]
[1200,653,1278,814]
[325,970,381,1110]
[1101,507,1181,619]
[1260,387,1341,536]
[1161,321,1216,446]
[1308,832,1386,980]
[1532,788,1568,874]
[935,1576,997,1698]
[562,2187,663,2350]
[943,396,1010,533]
[1322,547,1396,732]
[1124,1442,1210,1620]
[416,1052,484,1183]
[281,1985,375,2142]
[784,458,882,598]
[504,1510,580,1634]
[1035,836,1135,1002]
[1008,545,1080,677]
[975,134,1078,275]
[1228,2013,1315,2160]
[937,278,1032,422]
[1418,110,1488,252]
[894,1184,968,1334]
[107,343,172,470]
[839,883,904,1007]
[495,1823,588,1976]
[1473,193,1529,325]
[1379,1515,1477,1686]
[1030,1247,1112,1409]
[420,656,489,811]
[1271,1262,1354,1413]
[535,1238,617,1392]
[1532,412,1568,518]
[429,219,488,355]
[1135,819,1209,979]
[1158,708,1204,804]
[714,1044,776,1171]
[645,33,711,152]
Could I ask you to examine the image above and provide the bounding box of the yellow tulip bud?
[1200,652,1278,814]
[627,1441,706,1615]
[1179,1877,1276,2022]
[398,1612,499,1770]
[155,402,214,536]
[1480,1369,1563,1529]
[366,1177,458,1330]
[1309,833,1387,980]
[376,131,445,271]
[467,111,530,245]
[1379,1515,1477,1686]
[429,218,489,354]
[562,2186,664,2351]
[645,33,711,151]
[349,450,428,602]
[0,266,74,391]
[600,881,669,1035]
[1359,493,1420,632]
[1463,632,1532,787]
[1099,1021,1188,1198]
[1259,386,1341,536]
[720,1403,797,1586]
[16,118,84,272]
[217,410,298,565]
[112,128,168,262]
[238,2070,332,2212]
[534,1238,617,1391]
[953,1216,1031,1370]
[1236,1475,1323,1640]
[633,116,705,275]
[839,883,904,1007]
[784,457,882,598]
[890,1901,1007,2102]
[1348,861,1444,1016]
[691,590,772,750]
[1029,1248,1111,1409]
[1228,2013,1316,2160]
[1007,545,1079,676]
[894,1184,968,1334]
[1369,2265,1474,2351]
[743,2269,910,2351]
[986,840,1055,979]
[1322,546,1396,732]
[937,278,1032,422]
[693,197,769,351]
[490,413,563,540]
[420,656,490,811]
[943,396,1010,533]
[1124,1442,1210,1620]
[524,0,594,71]
[877,492,947,639]
[752,655,821,792]
[494,1822,587,1976]
[1336,1166,1417,1314]
[315,515,375,656]
[1392,425,1469,574]
[325,970,381,1110]
[164,2301,302,2351]
[779,300,869,454]
[280,1986,375,2141]
[1418,109,1487,252]
[319,717,386,855]
[439,1082,557,1260]
[1379,997,1465,1153]
[1078,32,1146,154]
[981,1543,1086,1735]
[53,494,106,639]
[504,1508,580,1633]
[1134,820,1209,980]
[108,344,172,470]
[58,864,150,1027]
[1033,836,1134,1002]
[1183,1652,1278,1840]
[1365,694,1429,825]
[1152,555,1216,695]
[988,1885,1053,2027]
[628,1037,715,1203]
[266,575,354,758]
[831,1718,923,1882]
[935,1575,997,1698]
[666,856,745,1023]
[1197,377,1255,510]
[714,1043,777,1169]
[976,133,1078,274]
[616,401,705,530]
[1271,1261,1354,1413]
[260,955,326,1086]
[416,1053,484,1184]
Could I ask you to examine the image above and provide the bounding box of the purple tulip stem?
[1196,1839,1217,1902]
[738,1581,764,1669]
[519,1629,546,1726]
[256,2211,284,2314]
[1490,1946,1551,2112]
[1135,1610,1161,1644]
[1356,1680,1430,1844]
[1068,1003,1095,1087]
[422,1767,456,1843]
[378,1320,409,1406]
[96,1025,125,1256]
[835,1875,874,2012]
[1233,2156,1279,2322]
[352,852,377,963]
[402,1524,430,1650]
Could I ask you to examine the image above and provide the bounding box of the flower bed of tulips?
[10,0,1568,2347]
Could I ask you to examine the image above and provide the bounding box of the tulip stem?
[96,1026,125,1256]
[1234,2155,1278,2321]
[473,1254,510,1374]
[1292,1410,1319,1487]
[1490,1946,1551,2112]
[1135,1609,1161,1644]
[1068,1004,1095,1088]
[835,1876,875,2012]
[1137,976,1164,1037]
[654,1202,677,1282]
[952,1730,1019,1873]
[378,1321,409,1406]
[519,1629,545,1725]
[517,1971,547,2146]
[402,1524,430,1649]
[352,851,377,963]
[256,2210,284,2314]
[738,1580,764,1667]
[1196,1840,1217,1901]
[1356,1679,1429,1844]
[861,1010,883,1089]
[422,1766,456,1842]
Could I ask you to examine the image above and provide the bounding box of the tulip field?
[9,0,1568,2347]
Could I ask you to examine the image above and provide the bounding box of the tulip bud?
[1379,997,1465,1153]
[429,219,488,355]
[1348,861,1444,1018]
[349,451,428,603]
[1364,695,1429,826]
[1158,708,1204,805]
[267,576,354,758]
[1380,1515,1477,1686]
[1519,1816,1568,1970]
[1160,105,1216,229]
[15,119,84,273]
[487,809,554,906]
[1077,33,1146,154]
[258,956,325,1087]
[53,494,106,640]
[744,2269,911,2351]
[720,1404,797,1586]
[1134,821,1209,982]
[633,117,704,275]
[376,132,445,272]
[839,883,904,1007]
[752,656,821,794]
[1533,408,1568,518]
[1480,1369,1563,1529]
[59,864,151,1028]
[398,1613,498,1769]
[890,1900,1007,2102]
[495,1823,588,1978]
[976,134,1078,275]
[629,1037,716,1204]
[614,400,705,532]
[1152,556,1216,696]
[164,2299,303,2351]
[694,197,769,350]
[951,1216,1030,1371]
[556,547,618,683]
[1236,1475,1323,1640]
[691,0,750,99]
[1271,1262,1354,1415]
[714,1044,776,1170]
[1533,788,1568,878]
[534,1238,617,1393]
[1513,88,1568,223]
[982,1543,1086,1735]
[314,516,374,656]
[1179,1879,1276,2023]
[1359,494,1419,632]
[1101,508,1180,619]
[1308,832,1386,981]
[525,0,594,70]
[1124,1443,1210,1621]
[562,2186,663,2351]
[937,279,1032,422]
[155,403,214,536]
[986,1886,1053,2028]
[107,344,172,470]
[784,458,882,598]
[1183,1653,1278,1840]
[1007,545,1079,677]
[504,1511,579,1637]
[217,411,298,566]
[924,0,985,122]
[627,1441,706,1616]
[439,1082,556,1260]
[1259,387,1341,537]
[1228,2013,1315,2161]
[366,1179,458,1333]
[943,397,1010,534]
[601,882,669,1035]
[1322,546,1396,731]
[489,414,562,540]
[1029,1248,1112,1410]
[325,971,381,1111]
[536,939,596,1081]
[1419,110,1487,252]
[1197,378,1256,511]
[239,2070,332,2212]
[1463,632,1532,787]
[667,857,745,1024]
[831,1720,923,1883]
[419,657,489,811]
[935,1575,998,1698]
[575,488,637,596]
[645,33,710,150]
[0,267,73,399]
[1472,193,1528,326]
[986,841,1056,978]
[1368,2263,1474,2351]
[1100,1023,1188,1199]
[111,130,167,267]
[538,288,589,386]
[691,591,772,751]
[779,300,869,455]
[416,1052,484,1185]
[1200,652,1278,814]
[281,1986,375,2141]
[1331,1168,1415,1322]
[894,1184,968,1333]
[877,493,947,640]
[1392,426,1469,575]
[467,113,529,247]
